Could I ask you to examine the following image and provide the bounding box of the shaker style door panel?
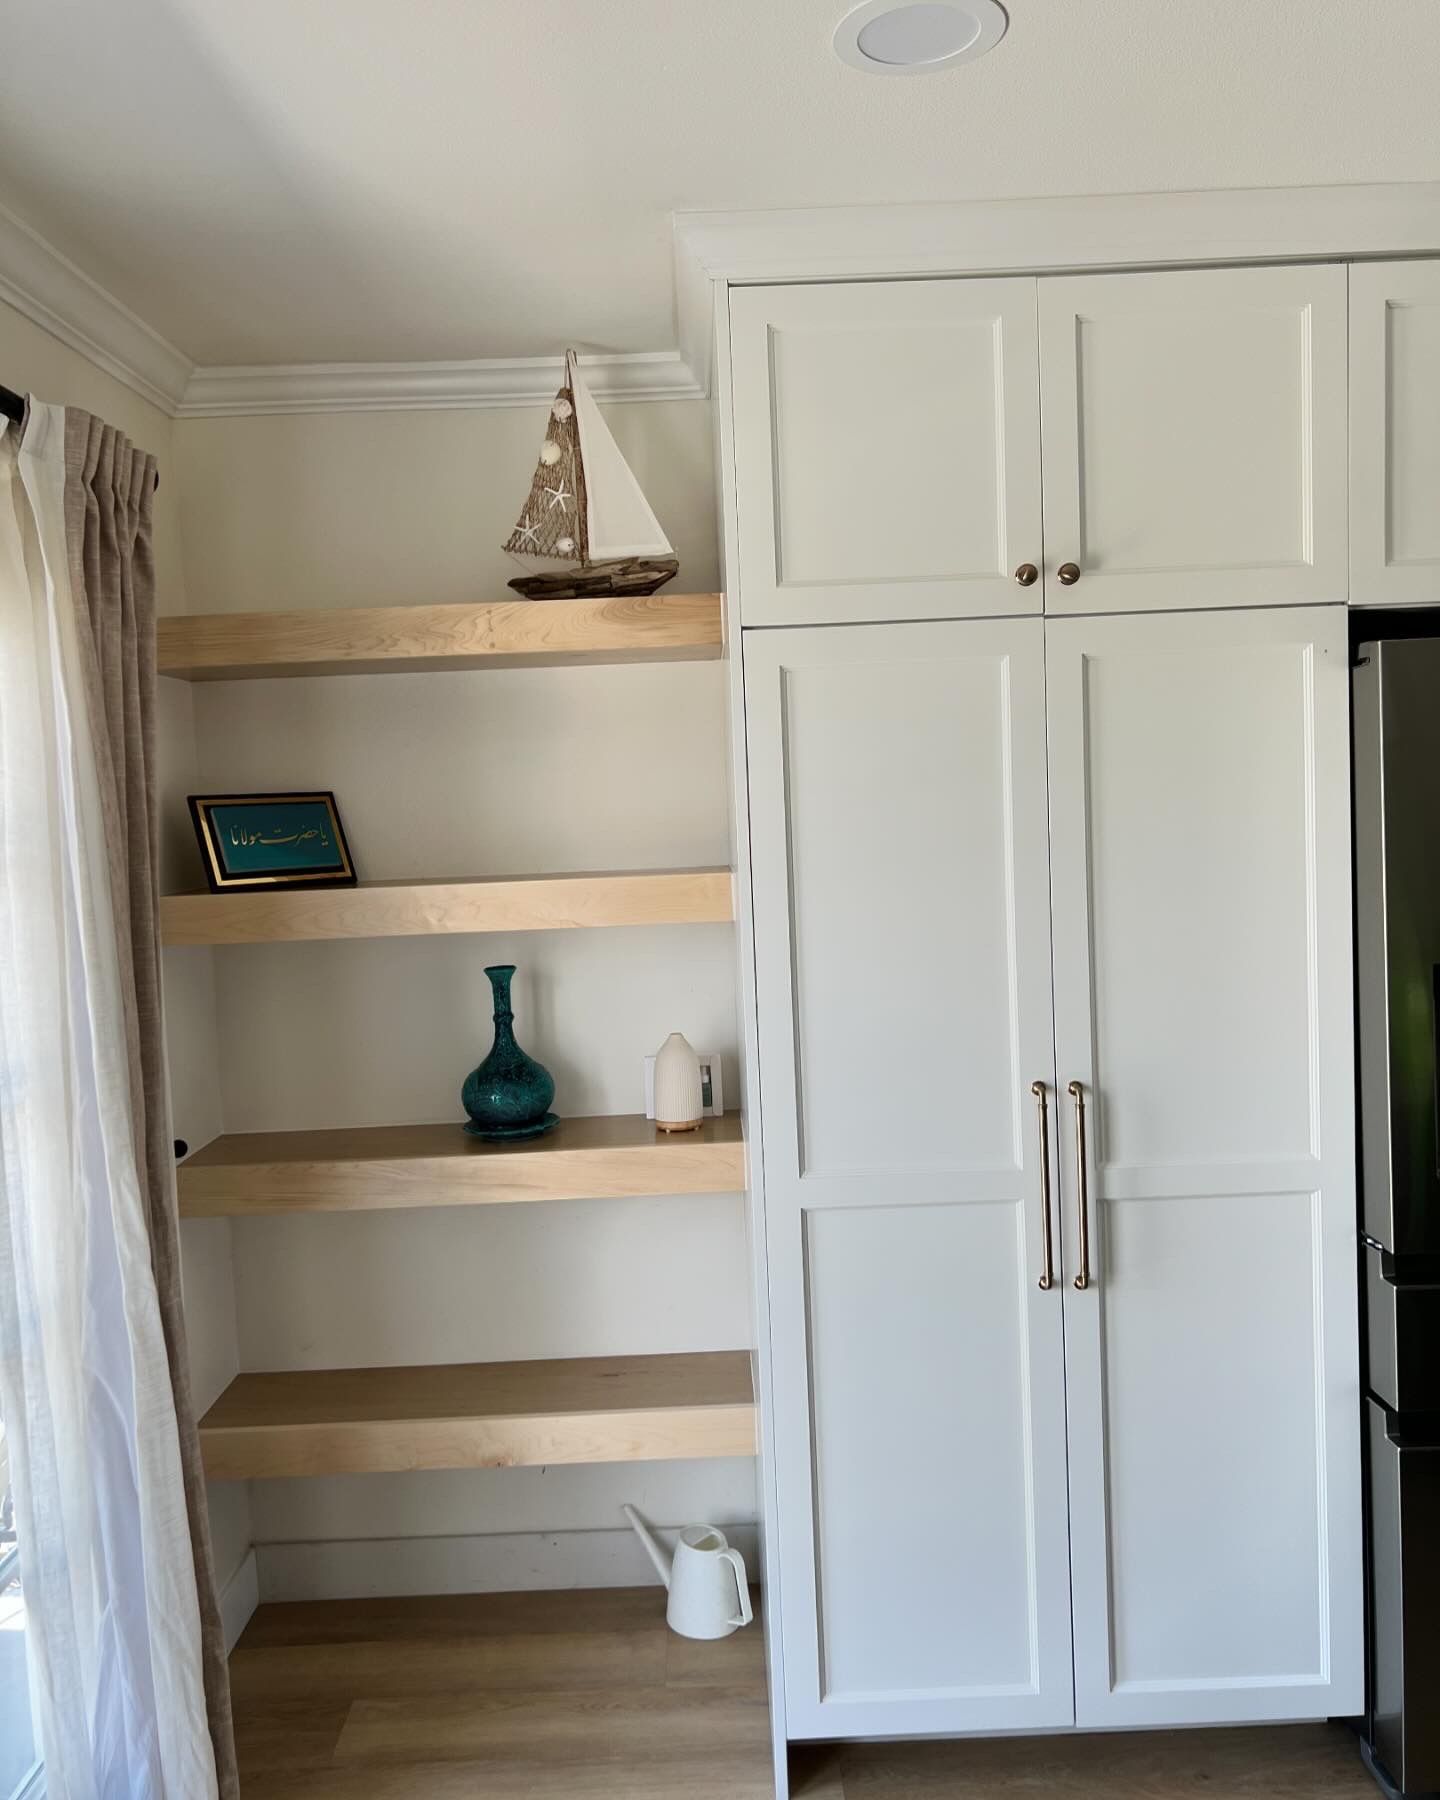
[729,280,1044,626]
[1045,607,1362,1728]
[744,619,1073,1739]
[1350,260,1440,605]
[1038,265,1348,613]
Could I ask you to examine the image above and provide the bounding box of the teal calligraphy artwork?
[209,800,346,876]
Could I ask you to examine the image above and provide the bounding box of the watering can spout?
[623,1504,673,1589]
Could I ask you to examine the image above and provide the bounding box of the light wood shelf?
[178,1114,746,1217]
[160,867,733,945]
[157,594,723,680]
[198,1350,756,1480]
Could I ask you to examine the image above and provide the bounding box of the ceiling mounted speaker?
[833,0,1009,74]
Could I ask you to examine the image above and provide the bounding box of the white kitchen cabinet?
[741,606,1362,1742]
[729,265,1349,629]
[1046,605,1363,1726]
[728,280,1044,626]
[1038,266,1349,613]
[726,253,1369,1766]
[742,619,1074,1739]
[1350,260,1440,606]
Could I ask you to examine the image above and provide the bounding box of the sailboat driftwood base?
[507,556,679,601]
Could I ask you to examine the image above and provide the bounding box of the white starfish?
[514,518,540,548]
[544,482,573,512]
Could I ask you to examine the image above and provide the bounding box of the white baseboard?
[218,1546,259,1652]
[256,1522,760,1603]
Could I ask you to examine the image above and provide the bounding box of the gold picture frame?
[188,791,357,892]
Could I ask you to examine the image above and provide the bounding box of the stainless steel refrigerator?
[1355,636,1440,1800]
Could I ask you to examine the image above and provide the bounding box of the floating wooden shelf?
[198,1350,756,1480]
[178,1114,746,1217]
[160,867,733,945]
[157,594,724,681]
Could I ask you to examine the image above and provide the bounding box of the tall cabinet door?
[1350,260,1440,605]
[730,279,1044,627]
[1038,266,1348,613]
[744,619,1073,1740]
[1046,606,1363,1727]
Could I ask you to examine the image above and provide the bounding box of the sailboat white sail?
[503,350,678,600]
[570,353,674,561]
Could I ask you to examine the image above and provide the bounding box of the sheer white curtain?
[0,407,219,1799]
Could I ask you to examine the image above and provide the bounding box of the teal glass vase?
[461,965,557,1140]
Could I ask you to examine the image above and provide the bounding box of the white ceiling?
[1,0,1437,367]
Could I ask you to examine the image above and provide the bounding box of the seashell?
[556,535,576,554]
[539,440,561,466]
[551,397,573,421]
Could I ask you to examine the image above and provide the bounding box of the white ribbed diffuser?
[653,1032,703,1132]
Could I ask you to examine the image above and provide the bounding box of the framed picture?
[188,792,356,893]
[644,1052,723,1120]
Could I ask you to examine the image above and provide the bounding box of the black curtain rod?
[0,384,159,491]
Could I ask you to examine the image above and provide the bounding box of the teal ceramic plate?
[463,1112,559,1142]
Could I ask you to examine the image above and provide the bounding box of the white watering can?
[623,1504,754,1640]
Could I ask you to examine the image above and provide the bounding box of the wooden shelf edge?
[178,1114,746,1216]
[199,1351,757,1481]
[160,868,735,945]
[200,1404,758,1481]
[158,594,724,681]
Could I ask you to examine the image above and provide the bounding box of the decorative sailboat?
[503,349,679,600]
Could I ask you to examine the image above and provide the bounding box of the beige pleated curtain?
[61,410,239,1796]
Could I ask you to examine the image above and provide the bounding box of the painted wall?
[172,401,718,614]
[0,298,252,1599]
[170,398,753,1598]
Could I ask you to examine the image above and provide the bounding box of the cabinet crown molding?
[674,182,1440,396]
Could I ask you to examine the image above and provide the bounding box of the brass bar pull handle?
[1068,1080,1091,1291]
[1031,1081,1056,1291]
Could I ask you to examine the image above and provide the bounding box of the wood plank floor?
[232,1588,771,1799]
[790,1724,1377,1798]
[231,1588,1376,1799]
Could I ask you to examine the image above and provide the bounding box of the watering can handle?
[720,1548,753,1628]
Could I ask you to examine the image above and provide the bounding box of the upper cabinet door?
[744,618,1073,1740]
[1046,606,1362,1729]
[729,280,1043,627]
[1038,266,1348,613]
[1350,260,1440,606]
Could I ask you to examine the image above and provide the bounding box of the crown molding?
[675,183,1440,283]
[673,223,719,407]
[674,181,1440,398]
[0,202,701,417]
[176,349,703,416]
[8,183,1439,422]
[0,199,193,414]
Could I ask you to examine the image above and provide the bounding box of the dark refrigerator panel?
[1355,638,1440,1799]
[1355,639,1440,1259]
[1365,1247,1440,1416]
[1368,1403,1440,1798]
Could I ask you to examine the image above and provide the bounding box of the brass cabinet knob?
[1014,563,1039,587]
[1057,562,1081,586]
